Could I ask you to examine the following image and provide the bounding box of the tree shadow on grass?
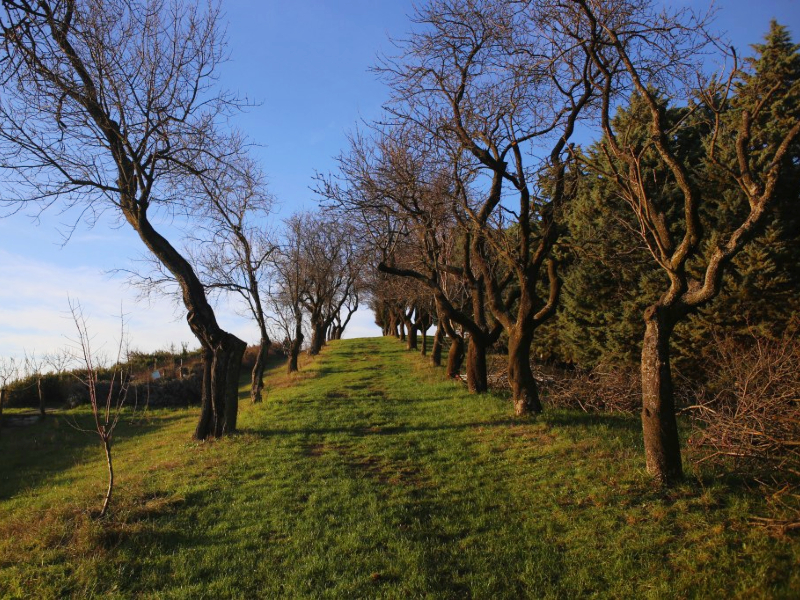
[242,400,642,442]
[543,410,641,433]
[315,361,392,376]
[0,411,189,502]
[239,418,520,440]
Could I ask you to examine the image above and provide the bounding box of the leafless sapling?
[0,356,19,436]
[23,350,46,419]
[67,299,130,518]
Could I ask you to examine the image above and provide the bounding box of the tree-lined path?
[1,338,798,598]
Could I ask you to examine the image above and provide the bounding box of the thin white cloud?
[0,249,199,359]
[0,248,382,362]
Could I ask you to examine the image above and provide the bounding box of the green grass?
[1,337,798,599]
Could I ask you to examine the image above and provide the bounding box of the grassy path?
[1,337,798,598]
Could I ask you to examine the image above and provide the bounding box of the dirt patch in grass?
[345,383,370,392]
[301,441,351,458]
[344,450,428,489]
[147,459,183,472]
[299,436,429,489]
[303,442,328,457]
[472,420,556,447]
[354,424,405,436]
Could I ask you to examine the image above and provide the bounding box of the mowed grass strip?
[1,337,798,599]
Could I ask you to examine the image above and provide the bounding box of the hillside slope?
[1,337,798,598]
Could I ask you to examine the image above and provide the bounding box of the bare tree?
[416,296,435,356]
[45,348,74,378]
[329,287,360,341]
[270,217,308,374]
[46,346,75,410]
[292,212,362,356]
[0,0,247,439]
[377,0,595,413]
[0,356,19,436]
[67,299,129,518]
[267,295,305,375]
[23,349,46,419]
[192,156,276,403]
[570,0,800,483]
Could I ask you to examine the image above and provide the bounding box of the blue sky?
[0,0,798,360]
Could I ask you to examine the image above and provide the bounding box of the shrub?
[686,329,800,480]
[6,373,70,408]
[543,364,643,414]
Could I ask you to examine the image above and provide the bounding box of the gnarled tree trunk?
[431,324,443,367]
[405,318,418,350]
[194,332,247,439]
[287,311,304,374]
[309,318,327,356]
[288,341,302,373]
[641,306,682,484]
[437,315,465,379]
[465,336,488,393]
[250,336,269,403]
[447,335,465,379]
[508,326,542,415]
[37,377,45,419]
[417,312,431,356]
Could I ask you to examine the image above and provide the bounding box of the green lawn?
[1,337,797,599]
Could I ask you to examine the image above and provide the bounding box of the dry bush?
[67,299,130,518]
[485,354,511,390]
[486,353,644,414]
[686,330,800,480]
[543,365,643,414]
[241,345,260,371]
[685,327,800,534]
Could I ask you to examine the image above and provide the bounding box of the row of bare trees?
[0,200,364,417]
[0,0,364,439]
[322,0,800,485]
[263,212,363,374]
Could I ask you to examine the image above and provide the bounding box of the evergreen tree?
[547,95,704,370]
[541,23,800,374]
[676,21,800,356]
